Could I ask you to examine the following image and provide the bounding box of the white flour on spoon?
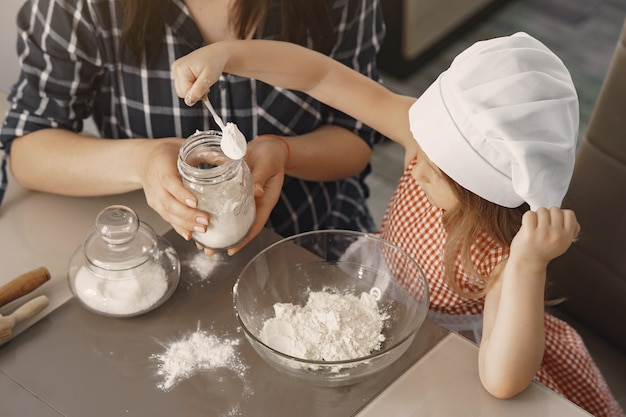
[221,122,247,160]
[202,95,247,160]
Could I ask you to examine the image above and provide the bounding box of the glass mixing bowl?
[233,230,429,386]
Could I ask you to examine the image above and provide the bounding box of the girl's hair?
[441,173,529,298]
[121,0,334,65]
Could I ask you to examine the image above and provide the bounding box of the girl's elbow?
[480,371,532,399]
[6,156,33,190]
[478,345,543,399]
[484,381,528,399]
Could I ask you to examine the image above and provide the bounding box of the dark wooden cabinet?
[378,0,506,78]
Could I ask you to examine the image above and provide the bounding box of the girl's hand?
[171,44,230,106]
[480,207,579,397]
[139,138,209,241]
[509,207,580,269]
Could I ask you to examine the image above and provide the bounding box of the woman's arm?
[12,129,160,195]
[255,125,371,182]
[1,0,208,240]
[171,40,417,151]
[10,129,207,240]
[479,207,580,398]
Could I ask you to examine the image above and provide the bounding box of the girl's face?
[411,146,459,211]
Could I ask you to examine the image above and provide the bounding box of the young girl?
[171,33,624,416]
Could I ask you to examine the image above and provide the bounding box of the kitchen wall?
[0,0,22,94]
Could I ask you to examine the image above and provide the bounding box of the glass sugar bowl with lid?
[177,130,255,250]
[68,205,180,317]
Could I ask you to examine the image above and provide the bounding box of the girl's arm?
[479,207,580,398]
[171,40,417,151]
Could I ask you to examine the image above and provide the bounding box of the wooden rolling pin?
[0,295,49,343]
[0,267,51,308]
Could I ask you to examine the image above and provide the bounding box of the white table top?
[356,332,591,416]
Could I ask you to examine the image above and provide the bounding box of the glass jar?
[67,205,180,317]
[177,130,255,250]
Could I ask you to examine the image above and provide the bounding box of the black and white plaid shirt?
[0,0,386,236]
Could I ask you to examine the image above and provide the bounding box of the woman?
[0,0,385,247]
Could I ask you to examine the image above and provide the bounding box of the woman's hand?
[215,135,287,256]
[138,138,209,241]
[10,130,209,241]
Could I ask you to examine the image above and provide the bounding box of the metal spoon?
[202,95,247,160]
[202,95,226,130]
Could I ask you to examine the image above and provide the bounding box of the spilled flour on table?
[151,323,251,416]
[183,251,224,288]
[259,289,388,362]
[151,324,247,388]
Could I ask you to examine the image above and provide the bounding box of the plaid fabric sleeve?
[0,0,104,205]
[0,0,103,150]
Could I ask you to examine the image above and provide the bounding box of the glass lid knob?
[95,205,140,245]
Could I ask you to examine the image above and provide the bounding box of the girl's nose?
[411,159,429,183]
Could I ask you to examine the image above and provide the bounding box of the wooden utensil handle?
[6,295,50,327]
[0,267,51,307]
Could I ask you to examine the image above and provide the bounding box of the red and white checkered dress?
[378,160,624,417]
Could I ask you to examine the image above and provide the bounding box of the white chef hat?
[408,32,579,210]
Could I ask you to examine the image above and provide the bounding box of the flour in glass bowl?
[259,290,388,361]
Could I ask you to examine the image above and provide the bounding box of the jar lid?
[83,205,156,271]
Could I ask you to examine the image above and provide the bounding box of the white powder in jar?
[193,209,254,249]
[259,290,387,361]
[73,263,168,315]
[191,168,255,250]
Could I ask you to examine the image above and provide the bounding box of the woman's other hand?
[221,135,288,256]
[139,138,209,241]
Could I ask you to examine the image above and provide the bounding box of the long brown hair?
[441,174,528,299]
[121,0,334,64]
